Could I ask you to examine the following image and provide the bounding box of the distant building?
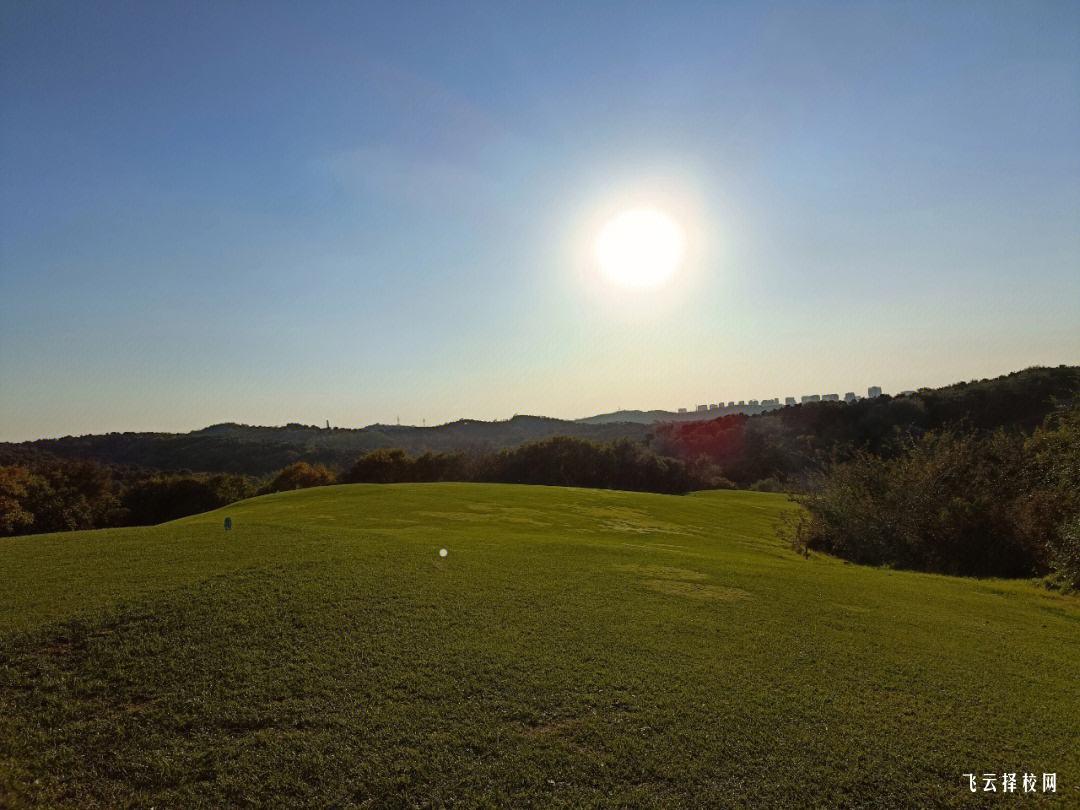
[785,397,796,406]
[802,394,820,403]
[738,400,746,407]
[844,392,857,403]
[727,401,735,408]
[900,390,916,397]
[868,386,882,398]
[748,399,759,407]
[696,404,708,412]
[677,407,687,414]
[708,403,719,411]
[761,398,779,407]
[823,393,840,402]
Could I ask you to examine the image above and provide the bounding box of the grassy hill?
[1,484,1077,807]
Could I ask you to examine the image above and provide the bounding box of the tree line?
[338,437,727,492]
[0,437,722,537]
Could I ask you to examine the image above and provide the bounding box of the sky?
[2,1,1078,441]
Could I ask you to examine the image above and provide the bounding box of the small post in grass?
[224,516,232,532]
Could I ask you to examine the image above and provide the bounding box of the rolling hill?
[574,403,780,425]
[0,416,652,476]
[1,483,1076,807]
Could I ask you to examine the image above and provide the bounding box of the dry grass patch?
[613,564,708,581]
[642,579,750,602]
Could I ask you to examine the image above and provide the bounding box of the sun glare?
[594,208,686,289]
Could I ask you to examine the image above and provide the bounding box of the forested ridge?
[4,366,1075,481]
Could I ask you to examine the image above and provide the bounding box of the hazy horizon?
[2,361,1074,442]
[3,2,1079,442]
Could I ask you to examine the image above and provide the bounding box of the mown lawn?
[1,483,1077,807]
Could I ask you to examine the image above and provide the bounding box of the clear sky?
[2,1,1078,441]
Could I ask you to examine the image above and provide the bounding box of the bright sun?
[594,207,686,289]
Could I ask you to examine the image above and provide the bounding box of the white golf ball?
[439,548,448,558]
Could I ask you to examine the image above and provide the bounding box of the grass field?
[1,483,1077,807]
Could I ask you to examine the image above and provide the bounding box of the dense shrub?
[343,437,719,494]
[344,449,415,484]
[1025,407,1080,587]
[749,477,785,493]
[264,462,336,493]
[1,459,267,536]
[121,473,255,525]
[0,460,120,535]
[343,449,471,485]
[791,413,1080,580]
[0,466,35,534]
[491,437,701,493]
[1049,516,1080,590]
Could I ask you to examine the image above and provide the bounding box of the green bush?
[263,462,336,493]
[791,429,1046,578]
[1048,515,1080,590]
[343,438,714,494]
[122,473,255,525]
[1026,407,1080,587]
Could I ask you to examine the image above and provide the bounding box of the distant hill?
[576,403,781,425]
[2,365,1076,478]
[0,415,651,476]
[575,409,683,425]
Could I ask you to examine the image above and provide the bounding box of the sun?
[594,207,686,289]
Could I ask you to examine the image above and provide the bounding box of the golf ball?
[439,548,448,558]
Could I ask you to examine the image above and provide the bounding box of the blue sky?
[2,1,1078,440]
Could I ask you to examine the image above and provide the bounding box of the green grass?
[1,483,1077,807]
